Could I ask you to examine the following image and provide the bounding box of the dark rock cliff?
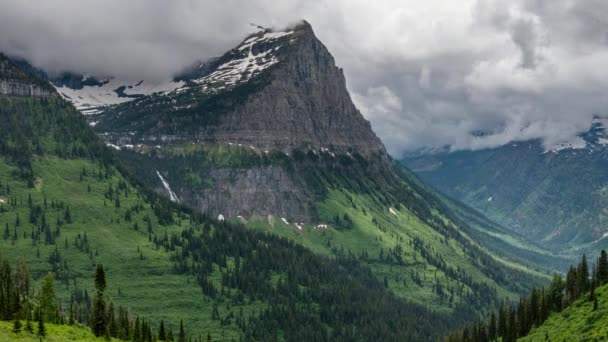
[80,21,390,222]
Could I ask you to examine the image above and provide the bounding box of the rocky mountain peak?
[91,20,387,158]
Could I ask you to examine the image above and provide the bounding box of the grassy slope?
[521,284,608,341]
[249,187,549,314]
[398,165,570,272]
[0,321,114,342]
[113,142,550,315]
[0,156,260,339]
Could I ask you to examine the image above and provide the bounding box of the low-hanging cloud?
[1,0,607,156]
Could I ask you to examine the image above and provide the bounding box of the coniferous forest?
[445,250,608,341]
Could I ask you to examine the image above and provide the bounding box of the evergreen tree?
[593,294,598,311]
[598,250,608,285]
[178,320,186,342]
[92,264,107,336]
[489,307,497,341]
[548,274,564,311]
[37,310,46,337]
[158,320,167,341]
[39,273,57,322]
[577,254,590,294]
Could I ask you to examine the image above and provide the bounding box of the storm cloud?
[1,0,607,156]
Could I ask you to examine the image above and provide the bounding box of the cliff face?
[67,21,391,222]
[0,55,54,97]
[94,21,386,158]
[177,165,314,222]
[199,22,386,156]
[0,80,54,97]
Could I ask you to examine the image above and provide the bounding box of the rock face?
[0,55,54,97]
[94,21,386,158]
[199,21,386,157]
[71,21,390,222]
[177,166,314,222]
[0,80,54,97]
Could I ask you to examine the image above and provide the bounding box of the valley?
[0,10,602,341]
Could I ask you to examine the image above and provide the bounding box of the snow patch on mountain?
[543,137,587,154]
[55,78,185,115]
[155,170,180,203]
[194,30,295,93]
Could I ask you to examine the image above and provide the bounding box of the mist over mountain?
[3,0,608,155]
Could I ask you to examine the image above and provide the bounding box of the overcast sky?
[1,0,608,156]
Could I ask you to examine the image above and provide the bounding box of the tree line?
[0,255,191,341]
[444,250,608,342]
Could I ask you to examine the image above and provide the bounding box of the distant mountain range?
[403,118,608,253]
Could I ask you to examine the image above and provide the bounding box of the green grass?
[521,284,608,341]
[0,321,113,342]
[0,156,262,339]
[248,187,547,315]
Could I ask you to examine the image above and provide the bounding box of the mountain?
[86,21,386,223]
[0,53,468,341]
[42,21,558,318]
[402,118,608,253]
[91,21,386,157]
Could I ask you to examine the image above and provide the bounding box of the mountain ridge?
[402,118,608,252]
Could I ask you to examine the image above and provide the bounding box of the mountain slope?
[521,283,608,341]
[64,22,553,317]
[0,53,466,341]
[402,119,608,253]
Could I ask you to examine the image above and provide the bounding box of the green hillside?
[0,56,464,341]
[0,321,114,342]
[445,251,608,342]
[115,142,550,318]
[521,283,608,341]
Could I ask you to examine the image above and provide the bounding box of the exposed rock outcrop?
[0,80,54,97]
[0,54,55,97]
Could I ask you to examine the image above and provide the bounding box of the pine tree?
[178,320,186,342]
[37,310,46,337]
[598,250,608,285]
[577,254,590,294]
[549,274,564,311]
[40,273,57,322]
[158,320,167,341]
[92,264,107,336]
[593,294,598,311]
[133,317,141,342]
[489,307,497,341]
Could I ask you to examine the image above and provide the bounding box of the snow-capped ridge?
[193,27,298,94]
[55,77,185,115]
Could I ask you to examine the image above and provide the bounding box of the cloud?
[1,0,607,156]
